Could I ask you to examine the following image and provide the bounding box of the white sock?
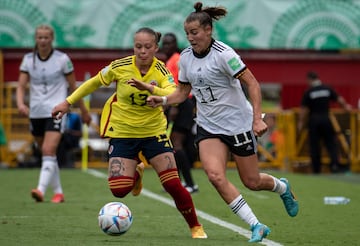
[37,156,57,195]
[229,195,259,226]
[271,176,287,195]
[50,162,63,194]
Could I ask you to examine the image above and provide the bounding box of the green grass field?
[0,167,359,246]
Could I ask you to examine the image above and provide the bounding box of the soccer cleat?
[280,178,299,217]
[51,193,65,203]
[31,189,44,202]
[191,225,208,239]
[249,223,271,243]
[185,184,199,194]
[131,162,144,196]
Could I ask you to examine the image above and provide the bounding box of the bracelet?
[161,96,167,106]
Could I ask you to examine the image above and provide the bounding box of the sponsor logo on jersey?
[227,57,241,71]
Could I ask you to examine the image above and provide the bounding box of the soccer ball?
[98,202,133,236]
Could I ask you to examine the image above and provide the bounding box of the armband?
[161,96,168,106]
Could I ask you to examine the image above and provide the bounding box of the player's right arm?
[52,74,102,119]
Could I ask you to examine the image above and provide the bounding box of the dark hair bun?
[194,2,202,12]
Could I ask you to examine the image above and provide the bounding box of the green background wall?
[1,0,360,50]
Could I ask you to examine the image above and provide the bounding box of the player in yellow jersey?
[52,27,207,239]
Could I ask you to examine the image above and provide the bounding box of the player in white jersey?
[16,24,91,203]
[147,2,299,243]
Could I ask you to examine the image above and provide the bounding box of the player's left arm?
[127,77,176,96]
[337,95,352,111]
[236,68,267,137]
[127,78,176,96]
[152,79,177,96]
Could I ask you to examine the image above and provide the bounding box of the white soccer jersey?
[179,40,253,135]
[20,50,73,118]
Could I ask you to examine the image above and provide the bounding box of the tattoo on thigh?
[164,155,174,169]
[109,158,125,177]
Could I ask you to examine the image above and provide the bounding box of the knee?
[108,176,133,198]
[42,145,55,156]
[206,170,225,188]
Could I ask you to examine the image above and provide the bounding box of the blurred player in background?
[16,24,91,203]
[52,27,207,239]
[147,2,299,243]
[161,33,199,193]
[57,111,82,168]
[298,71,352,173]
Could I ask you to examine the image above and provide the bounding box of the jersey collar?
[310,79,322,87]
[192,39,215,58]
[37,49,54,61]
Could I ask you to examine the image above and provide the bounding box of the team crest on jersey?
[198,77,205,85]
[108,144,114,155]
[150,80,158,86]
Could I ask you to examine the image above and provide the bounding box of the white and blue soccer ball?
[98,202,133,236]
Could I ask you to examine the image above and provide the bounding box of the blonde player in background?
[16,24,91,203]
[52,27,207,239]
[147,2,299,243]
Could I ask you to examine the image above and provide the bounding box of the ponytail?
[186,2,227,27]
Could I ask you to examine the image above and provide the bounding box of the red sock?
[108,176,133,198]
[159,168,201,228]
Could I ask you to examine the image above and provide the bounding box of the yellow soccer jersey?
[99,55,176,138]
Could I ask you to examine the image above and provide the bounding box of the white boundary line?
[86,169,283,246]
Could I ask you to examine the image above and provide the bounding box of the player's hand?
[253,118,268,137]
[146,95,163,108]
[127,78,152,91]
[81,111,92,125]
[52,101,71,119]
[344,103,352,111]
[18,104,29,117]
